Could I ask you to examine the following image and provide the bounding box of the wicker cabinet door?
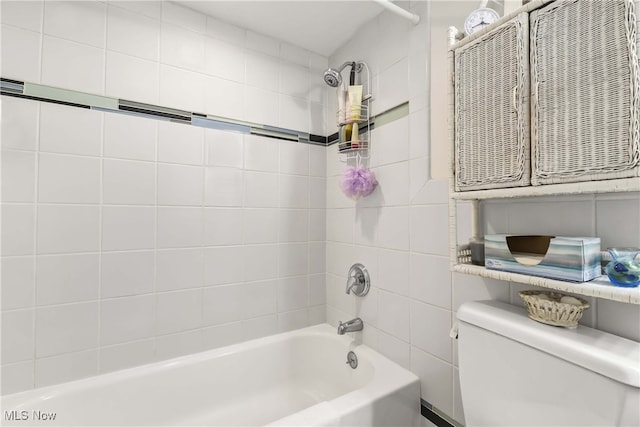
[454,13,530,192]
[530,0,640,185]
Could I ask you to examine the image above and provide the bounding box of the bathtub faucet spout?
[337,318,363,335]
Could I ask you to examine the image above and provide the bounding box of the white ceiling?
[180,1,387,57]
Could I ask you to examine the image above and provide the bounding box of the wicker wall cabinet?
[447,0,640,305]
[453,13,530,191]
[530,0,640,185]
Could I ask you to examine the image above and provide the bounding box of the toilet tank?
[457,300,640,427]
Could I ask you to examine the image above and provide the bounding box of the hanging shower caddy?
[337,61,373,165]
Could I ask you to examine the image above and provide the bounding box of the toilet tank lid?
[457,300,640,388]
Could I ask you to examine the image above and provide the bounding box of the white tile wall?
[327,4,640,426]
[2,0,328,392]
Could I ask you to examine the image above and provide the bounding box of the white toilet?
[457,300,640,426]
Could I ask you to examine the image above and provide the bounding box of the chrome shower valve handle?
[345,263,370,296]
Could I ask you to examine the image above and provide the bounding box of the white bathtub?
[1,324,420,426]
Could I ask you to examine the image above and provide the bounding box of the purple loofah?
[340,166,378,200]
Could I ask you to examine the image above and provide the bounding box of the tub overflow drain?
[346,351,358,369]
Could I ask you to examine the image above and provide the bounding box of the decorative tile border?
[1,77,408,147]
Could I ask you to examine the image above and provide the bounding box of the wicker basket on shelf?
[519,290,590,328]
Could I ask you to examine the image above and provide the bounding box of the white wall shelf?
[454,263,640,305]
[451,178,640,200]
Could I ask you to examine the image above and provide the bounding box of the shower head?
[323,61,356,87]
[323,68,343,87]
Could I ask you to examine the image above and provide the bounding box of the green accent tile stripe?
[24,83,118,110]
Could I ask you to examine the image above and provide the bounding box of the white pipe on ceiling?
[371,0,420,25]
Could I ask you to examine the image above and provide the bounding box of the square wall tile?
[1,257,35,310]
[378,290,410,342]
[410,253,451,310]
[203,284,243,326]
[244,245,278,282]
[377,207,409,251]
[204,76,245,120]
[277,276,309,312]
[243,280,277,319]
[128,141,175,181]
[37,205,99,254]
[597,299,640,342]
[103,112,157,161]
[2,204,36,256]
[44,1,106,48]
[161,22,205,72]
[279,175,309,209]
[38,153,100,204]
[36,254,99,305]
[2,150,36,203]
[102,206,155,251]
[277,309,308,333]
[244,172,278,208]
[1,361,34,395]
[205,128,243,169]
[508,199,593,237]
[42,36,105,95]
[411,347,453,416]
[279,141,309,176]
[378,331,411,369]
[202,322,243,350]
[2,309,34,364]
[35,350,98,388]
[157,164,203,206]
[103,159,156,205]
[1,96,38,151]
[452,273,510,312]
[278,209,308,243]
[101,251,154,298]
[1,0,43,32]
[245,51,280,92]
[159,65,205,113]
[203,246,244,285]
[157,248,203,292]
[1,25,41,83]
[105,51,159,105]
[244,86,279,126]
[309,145,326,177]
[205,36,245,83]
[410,301,452,362]
[410,205,448,255]
[278,243,309,277]
[40,102,102,156]
[597,198,640,248]
[156,330,202,360]
[244,135,279,173]
[243,315,277,341]
[101,295,155,346]
[156,289,203,335]
[162,1,205,33]
[157,207,203,248]
[378,249,410,296]
[308,274,326,306]
[107,5,159,61]
[158,121,204,166]
[242,209,278,244]
[204,208,244,246]
[36,302,99,357]
[100,339,155,374]
[204,167,243,207]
